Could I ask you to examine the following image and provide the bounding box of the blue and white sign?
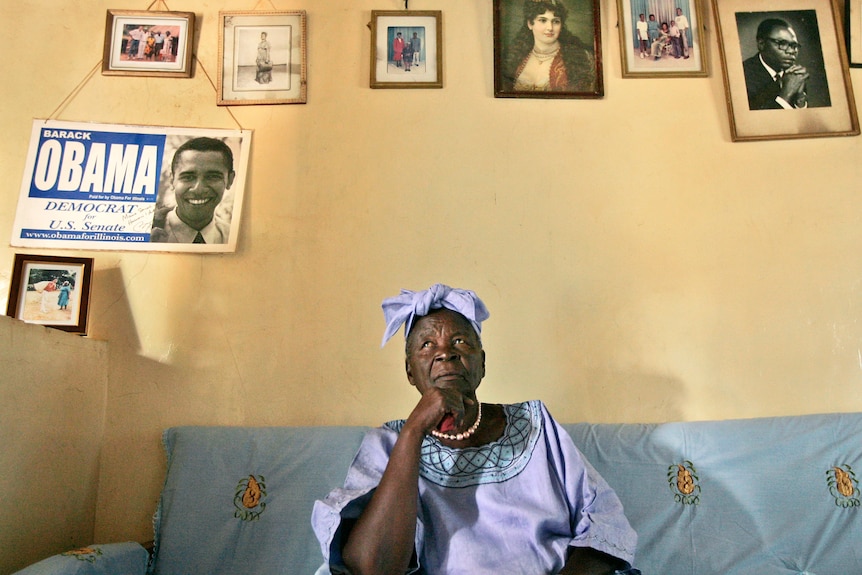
[12,120,252,252]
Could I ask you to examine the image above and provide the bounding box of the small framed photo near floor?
[370,11,443,89]
[218,10,307,105]
[617,0,708,77]
[102,9,195,78]
[846,0,862,67]
[6,254,94,335]
[713,0,859,141]
[493,0,603,98]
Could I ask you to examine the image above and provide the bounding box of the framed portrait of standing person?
[616,0,708,77]
[217,10,307,105]
[369,11,443,89]
[494,0,603,98]
[713,0,858,141]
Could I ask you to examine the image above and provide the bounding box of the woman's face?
[405,309,485,399]
[528,10,562,48]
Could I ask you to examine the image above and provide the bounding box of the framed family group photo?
[102,9,195,78]
[616,0,708,77]
[713,0,858,141]
[217,10,307,105]
[5,254,94,335]
[493,0,603,98]
[369,11,443,89]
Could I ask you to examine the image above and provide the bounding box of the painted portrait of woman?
[495,0,603,98]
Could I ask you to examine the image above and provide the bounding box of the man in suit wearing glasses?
[742,18,809,109]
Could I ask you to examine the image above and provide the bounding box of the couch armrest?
[11,542,148,575]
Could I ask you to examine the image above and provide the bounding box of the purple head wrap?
[381,283,490,346]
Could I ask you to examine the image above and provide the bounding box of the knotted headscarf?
[381,283,490,346]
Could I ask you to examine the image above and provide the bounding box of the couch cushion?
[564,413,862,575]
[149,426,368,575]
[13,542,147,575]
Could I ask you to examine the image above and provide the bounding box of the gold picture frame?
[713,0,859,141]
[493,0,603,98]
[616,0,708,78]
[102,9,195,78]
[217,10,307,105]
[370,11,443,89]
[6,254,94,335]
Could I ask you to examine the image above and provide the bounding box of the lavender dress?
[312,400,638,574]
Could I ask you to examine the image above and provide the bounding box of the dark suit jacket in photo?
[742,54,784,110]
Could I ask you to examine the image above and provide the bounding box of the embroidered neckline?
[386,401,541,487]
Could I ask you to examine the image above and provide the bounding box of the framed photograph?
[713,0,859,141]
[493,0,603,98]
[5,254,94,335]
[616,0,708,77]
[846,0,862,67]
[217,10,307,105]
[370,11,443,89]
[102,10,195,77]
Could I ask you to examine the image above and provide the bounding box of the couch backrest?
[149,426,368,575]
[151,414,862,575]
[564,412,862,575]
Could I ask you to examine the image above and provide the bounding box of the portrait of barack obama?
[736,11,831,110]
[150,137,237,244]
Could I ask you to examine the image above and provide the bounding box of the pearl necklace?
[431,402,482,441]
[531,46,560,64]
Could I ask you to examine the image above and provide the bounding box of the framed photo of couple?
[5,254,94,335]
[493,0,603,98]
[713,0,858,141]
[616,0,708,77]
[369,11,443,89]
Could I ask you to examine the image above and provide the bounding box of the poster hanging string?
[47,60,102,121]
[46,56,243,130]
[252,0,278,10]
[194,57,245,130]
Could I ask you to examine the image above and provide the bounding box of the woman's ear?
[405,358,416,386]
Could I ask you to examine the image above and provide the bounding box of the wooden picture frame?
[6,254,94,335]
[102,9,195,77]
[493,0,603,98]
[617,0,708,77]
[713,0,859,141]
[218,10,307,105]
[846,0,862,67]
[370,11,443,89]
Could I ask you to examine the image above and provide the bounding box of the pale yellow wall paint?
[0,316,107,573]
[2,0,862,547]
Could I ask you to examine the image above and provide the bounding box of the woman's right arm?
[341,423,424,575]
[342,388,466,575]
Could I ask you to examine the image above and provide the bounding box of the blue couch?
[14,412,862,574]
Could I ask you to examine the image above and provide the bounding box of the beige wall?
[0,316,107,573]
[3,0,862,549]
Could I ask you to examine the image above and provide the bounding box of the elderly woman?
[312,284,639,575]
[501,0,597,93]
